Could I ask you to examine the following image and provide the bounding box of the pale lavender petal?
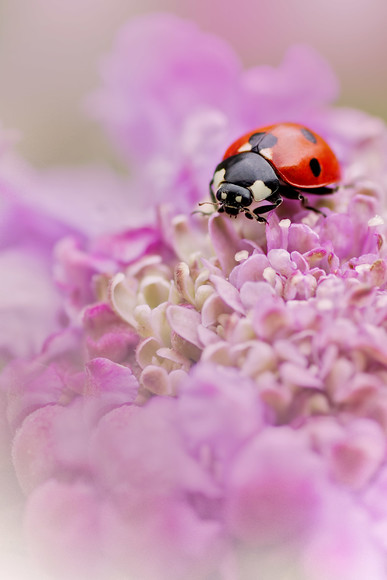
[266,215,290,252]
[287,223,321,254]
[90,13,240,163]
[224,427,327,545]
[201,293,232,327]
[167,305,202,347]
[210,275,245,314]
[0,249,62,360]
[208,214,244,276]
[229,252,270,289]
[54,236,117,315]
[24,480,104,578]
[85,357,139,404]
[178,364,265,466]
[242,45,339,126]
[268,249,297,277]
[12,404,90,494]
[92,226,162,266]
[239,281,277,310]
[83,302,139,363]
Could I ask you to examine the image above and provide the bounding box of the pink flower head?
[2,12,387,580]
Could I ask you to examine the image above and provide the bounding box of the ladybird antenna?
[198,201,219,208]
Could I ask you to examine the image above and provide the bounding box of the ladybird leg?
[254,214,268,224]
[251,192,283,220]
[278,185,328,216]
[243,208,267,222]
[297,193,327,217]
[301,185,338,196]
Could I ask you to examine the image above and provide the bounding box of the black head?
[216,183,253,216]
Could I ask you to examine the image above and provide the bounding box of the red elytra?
[223,122,341,189]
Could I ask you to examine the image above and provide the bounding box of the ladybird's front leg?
[251,191,283,220]
[245,211,267,223]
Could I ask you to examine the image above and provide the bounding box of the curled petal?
[141,365,171,396]
[174,262,195,304]
[109,272,137,327]
[167,305,202,348]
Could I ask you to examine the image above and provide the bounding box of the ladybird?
[206,122,341,222]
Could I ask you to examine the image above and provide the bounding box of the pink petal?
[167,305,201,348]
[208,214,243,276]
[210,275,245,315]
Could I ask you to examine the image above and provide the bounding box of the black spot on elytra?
[301,127,317,144]
[309,157,321,177]
[249,132,278,152]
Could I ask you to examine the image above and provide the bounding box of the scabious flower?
[2,12,387,580]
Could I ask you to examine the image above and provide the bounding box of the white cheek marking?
[235,195,242,203]
[221,192,227,200]
[259,147,273,160]
[237,142,252,153]
[212,168,226,192]
[250,180,272,202]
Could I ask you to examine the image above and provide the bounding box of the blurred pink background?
[0,0,386,167]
